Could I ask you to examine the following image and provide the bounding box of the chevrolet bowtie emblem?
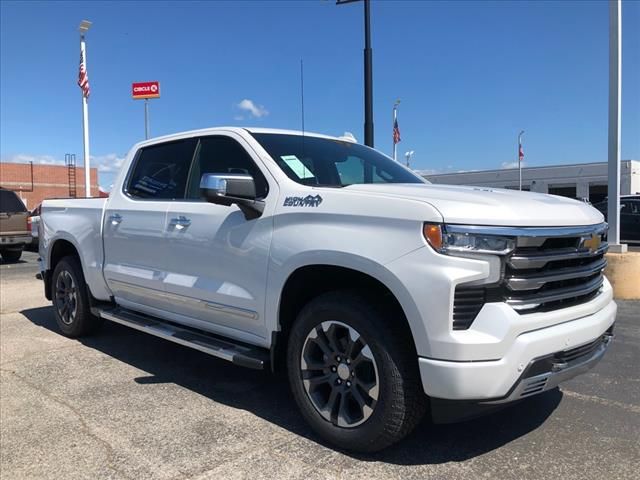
[583,233,601,253]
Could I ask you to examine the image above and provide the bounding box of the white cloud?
[414,169,442,176]
[501,161,526,169]
[1,153,60,165]
[236,98,269,118]
[2,152,125,173]
[93,154,125,173]
[233,114,245,121]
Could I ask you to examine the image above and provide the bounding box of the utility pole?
[607,0,626,252]
[336,0,374,147]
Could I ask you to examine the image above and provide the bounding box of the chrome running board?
[94,306,269,370]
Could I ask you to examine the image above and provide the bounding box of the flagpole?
[393,99,400,161]
[518,130,525,191]
[79,22,91,197]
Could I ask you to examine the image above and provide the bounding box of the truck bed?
[41,197,110,299]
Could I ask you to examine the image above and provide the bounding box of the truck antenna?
[300,59,306,154]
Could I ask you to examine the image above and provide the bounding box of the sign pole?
[80,33,91,197]
[144,99,149,140]
[132,81,160,140]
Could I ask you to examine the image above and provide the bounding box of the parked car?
[0,187,30,262]
[27,203,42,250]
[592,195,640,243]
[38,128,616,452]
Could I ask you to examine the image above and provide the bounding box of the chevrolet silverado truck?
[1,187,31,262]
[39,128,616,452]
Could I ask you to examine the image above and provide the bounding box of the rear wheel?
[0,248,22,263]
[287,291,426,452]
[52,256,103,337]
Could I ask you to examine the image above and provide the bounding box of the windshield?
[251,133,426,187]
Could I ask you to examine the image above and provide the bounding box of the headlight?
[423,223,516,256]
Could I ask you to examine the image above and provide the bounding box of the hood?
[344,183,604,227]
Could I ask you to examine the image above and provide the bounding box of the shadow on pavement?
[21,305,561,465]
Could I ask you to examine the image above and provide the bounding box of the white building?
[421,160,639,203]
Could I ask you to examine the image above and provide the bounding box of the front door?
[163,133,276,343]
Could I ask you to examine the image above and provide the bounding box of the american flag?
[518,141,524,162]
[393,118,401,144]
[78,50,90,98]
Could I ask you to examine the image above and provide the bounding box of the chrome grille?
[452,223,608,329]
[504,224,608,313]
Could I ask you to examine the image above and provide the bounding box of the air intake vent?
[453,287,485,330]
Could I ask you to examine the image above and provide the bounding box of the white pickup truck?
[39,127,616,452]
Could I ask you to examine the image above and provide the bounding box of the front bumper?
[0,235,31,248]
[418,298,617,401]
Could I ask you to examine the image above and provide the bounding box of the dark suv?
[593,195,640,243]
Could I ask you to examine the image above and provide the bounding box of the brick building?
[0,162,100,209]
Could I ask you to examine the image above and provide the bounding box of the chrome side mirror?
[200,173,264,219]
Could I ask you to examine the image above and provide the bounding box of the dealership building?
[0,162,100,209]
[421,160,640,203]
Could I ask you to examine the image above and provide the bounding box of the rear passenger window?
[0,189,27,213]
[126,139,197,199]
[186,136,268,199]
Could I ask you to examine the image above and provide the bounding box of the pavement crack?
[562,388,640,414]
[1,368,135,480]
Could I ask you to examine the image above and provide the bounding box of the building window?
[548,185,577,198]
[589,184,608,203]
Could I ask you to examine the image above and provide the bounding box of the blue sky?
[1,0,639,189]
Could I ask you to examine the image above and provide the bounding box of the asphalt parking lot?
[1,252,638,479]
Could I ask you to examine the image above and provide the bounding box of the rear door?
[103,138,197,313]
[162,133,276,342]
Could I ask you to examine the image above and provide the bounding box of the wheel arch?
[271,261,424,373]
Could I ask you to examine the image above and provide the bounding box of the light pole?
[393,99,400,161]
[607,0,626,252]
[79,20,92,197]
[518,130,525,191]
[404,150,414,168]
[336,0,374,147]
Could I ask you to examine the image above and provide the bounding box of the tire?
[0,248,22,263]
[51,255,103,337]
[287,290,427,452]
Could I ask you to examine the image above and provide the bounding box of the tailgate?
[0,211,29,236]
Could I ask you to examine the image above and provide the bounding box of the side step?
[95,307,269,370]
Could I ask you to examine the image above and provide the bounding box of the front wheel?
[287,291,427,452]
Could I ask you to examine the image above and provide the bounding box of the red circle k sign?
[132,81,160,99]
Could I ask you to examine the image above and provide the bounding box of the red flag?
[78,50,90,98]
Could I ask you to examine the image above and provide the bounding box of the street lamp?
[79,20,92,197]
[404,150,414,168]
[336,0,374,148]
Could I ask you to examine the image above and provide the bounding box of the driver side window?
[186,136,269,199]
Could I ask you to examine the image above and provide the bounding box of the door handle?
[109,213,122,225]
[169,216,191,229]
